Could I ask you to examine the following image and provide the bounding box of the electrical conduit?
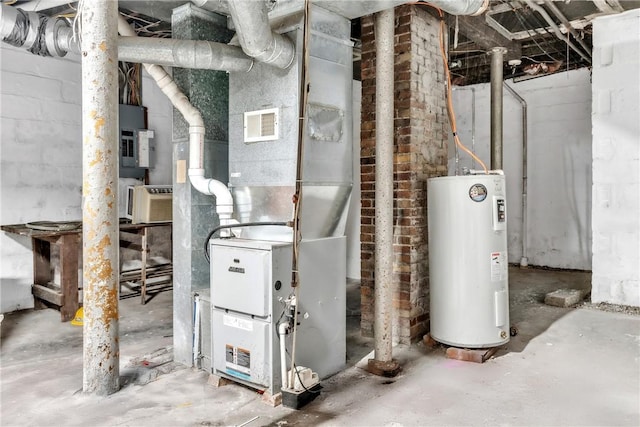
[118,16,233,219]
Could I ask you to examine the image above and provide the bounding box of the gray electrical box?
[119,104,154,179]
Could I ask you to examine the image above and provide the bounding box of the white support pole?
[373,8,395,364]
[81,0,120,395]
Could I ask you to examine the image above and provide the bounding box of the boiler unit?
[427,173,509,348]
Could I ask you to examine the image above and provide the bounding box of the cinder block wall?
[591,9,640,307]
[0,45,172,313]
[450,69,593,270]
[360,5,448,344]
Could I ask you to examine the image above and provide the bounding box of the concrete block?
[1,71,62,100]
[1,94,43,120]
[545,288,590,307]
[39,100,82,125]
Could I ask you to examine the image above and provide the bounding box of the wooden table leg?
[32,237,52,311]
[58,234,80,322]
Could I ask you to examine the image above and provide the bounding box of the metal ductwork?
[1,4,253,74]
[0,3,78,57]
[428,0,489,16]
[227,0,295,69]
[191,0,230,15]
[118,36,253,72]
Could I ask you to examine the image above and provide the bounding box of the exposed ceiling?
[8,0,640,85]
[443,0,640,85]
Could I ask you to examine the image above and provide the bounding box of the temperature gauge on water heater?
[492,196,507,231]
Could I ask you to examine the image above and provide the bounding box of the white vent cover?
[244,108,279,142]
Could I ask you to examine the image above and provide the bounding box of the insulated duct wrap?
[0,4,70,57]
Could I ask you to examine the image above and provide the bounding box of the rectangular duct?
[228,5,353,241]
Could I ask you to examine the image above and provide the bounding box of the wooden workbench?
[1,220,172,322]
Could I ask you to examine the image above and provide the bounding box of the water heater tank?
[428,174,509,348]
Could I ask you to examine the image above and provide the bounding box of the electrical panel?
[119,104,154,179]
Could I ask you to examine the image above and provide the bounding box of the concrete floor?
[1,267,639,426]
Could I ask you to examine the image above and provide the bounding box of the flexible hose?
[203,221,290,262]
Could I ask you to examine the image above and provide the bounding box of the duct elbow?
[245,33,295,69]
[227,0,295,69]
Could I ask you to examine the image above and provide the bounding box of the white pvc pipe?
[278,322,289,390]
[193,295,201,367]
[117,16,233,217]
[373,8,395,364]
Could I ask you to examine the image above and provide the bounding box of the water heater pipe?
[118,16,233,219]
[373,7,395,365]
[503,82,529,268]
[227,0,295,69]
[118,36,253,72]
[489,47,506,170]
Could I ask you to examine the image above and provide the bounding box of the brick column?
[360,5,449,344]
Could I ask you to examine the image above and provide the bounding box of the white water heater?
[428,174,509,348]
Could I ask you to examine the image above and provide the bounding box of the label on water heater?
[469,184,488,202]
[490,252,507,282]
